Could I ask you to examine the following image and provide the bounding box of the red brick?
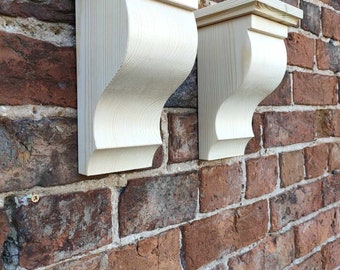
[245,113,262,154]
[0,209,11,270]
[290,252,323,270]
[321,238,340,270]
[304,144,328,179]
[293,72,338,105]
[260,72,292,106]
[280,0,298,7]
[322,8,340,41]
[182,201,268,270]
[0,31,76,108]
[285,33,314,69]
[301,1,321,35]
[0,0,75,24]
[320,0,340,10]
[323,174,340,206]
[328,143,340,172]
[316,40,340,72]
[108,229,181,270]
[270,181,323,231]
[9,189,112,269]
[119,173,198,236]
[49,255,105,270]
[168,113,198,163]
[294,209,337,258]
[228,230,295,270]
[199,163,243,212]
[316,110,340,137]
[263,111,315,148]
[0,117,89,193]
[246,155,278,199]
[280,150,304,187]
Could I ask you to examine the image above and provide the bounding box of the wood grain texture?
[76,0,197,175]
[196,0,302,160]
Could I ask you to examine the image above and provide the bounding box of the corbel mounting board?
[195,0,303,160]
[76,0,197,175]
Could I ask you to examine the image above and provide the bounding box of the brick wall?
[0,0,339,269]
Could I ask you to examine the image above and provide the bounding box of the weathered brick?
[279,150,304,187]
[322,174,340,206]
[293,72,338,105]
[260,72,292,106]
[49,254,105,270]
[328,143,340,172]
[290,252,323,270]
[182,201,268,270]
[270,181,323,231]
[301,1,321,35]
[0,117,88,193]
[316,110,340,137]
[165,62,197,108]
[320,0,340,10]
[321,238,340,270]
[294,209,337,258]
[322,8,340,41]
[246,155,278,199]
[245,113,262,154]
[0,209,11,270]
[316,40,340,72]
[263,111,315,148]
[228,230,295,270]
[8,189,112,269]
[0,31,76,108]
[0,0,75,24]
[108,229,181,270]
[285,33,314,69]
[304,144,328,179]
[280,0,298,7]
[168,113,198,163]
[119,173,198,236]
[199,162,243,212]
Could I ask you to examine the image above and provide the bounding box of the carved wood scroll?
[195,0,303,160]
[76,0,197,175]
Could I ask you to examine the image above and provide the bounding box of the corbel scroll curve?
[195,0,303,160]
[77,0,197,175]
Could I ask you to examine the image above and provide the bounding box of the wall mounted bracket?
[195,0,303,160]
[76,0,197,175]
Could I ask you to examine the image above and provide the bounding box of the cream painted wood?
[76,0,197,175]
[195,0,302,160]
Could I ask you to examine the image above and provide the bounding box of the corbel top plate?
[157,0,197,10]
[195,0,303,28]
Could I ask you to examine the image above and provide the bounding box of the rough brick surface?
[328,143,340,172]
[279,150,304,187]
[228,230,295,270]
[316,40,340,72]
[322,8,340,41]
[323,174,340,206]
[316,110,340,137]
[199,162,243,212]
[260,72,291,106]
[49,255,105,270]
[293,72,338,105]
[119,173,198,236]
[168,113,198,163]
[0,209,11,270]
[320,0,340,10]
[0,117,87,193]
[290,252,323,270]
[301,1,321,35]
[245,113,262,154]
[294,209,337,257]
[285,33,314,69]
[9,189,112,269]
[0,0,75,24]
[0,31,76,108]
[304,144,328,179]
[270,181,323,231]
[245,155,278,198]
[108,229,181,270]
[263,111,315,148]
[322,238,340,270]
[182,201,268,270]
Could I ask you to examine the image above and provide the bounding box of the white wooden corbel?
[195,0,303,160]
[76,0,197,175]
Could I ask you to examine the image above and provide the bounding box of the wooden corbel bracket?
[195,0,303,160]
[76,0,197,175]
